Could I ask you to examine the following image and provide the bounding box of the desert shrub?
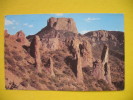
[6,57,15,66]
[39,80,46,84]
[4,48,10,56]
[5,51,11,56]
[11,50,18,56]
[46,85,55,90]
[29,80,41,89]
[29,65,36,71]
[54,62,61,68]
[20,81,28,87]
[82,67,93,75]
[14,55,23,61]
[17,65,25,73]
[49,77,58,83]
[97,79,111,91]
[6,81,18,89]
[8,67,24,77]
[8,67,16,73]
[38,73,45,78]
[112,81,124,90]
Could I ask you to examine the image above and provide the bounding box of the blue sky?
[5,13,124,36]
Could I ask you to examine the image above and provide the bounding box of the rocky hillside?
[84,30,124,90]
[4,17,124,91]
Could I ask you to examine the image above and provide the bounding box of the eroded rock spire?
[30,35,42,72]
[49,57,55,77]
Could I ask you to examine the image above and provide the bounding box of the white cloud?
[5,18,19,26]
[28,25,33,28]
[23,23,33,28]
[85,18,101,22]
[55,13,64,16]
[80,30,90,34]
[5,19,13,25]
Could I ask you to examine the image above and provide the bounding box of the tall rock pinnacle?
[30,35,42,72]
[47,17,78,33]
[101,44,112,84]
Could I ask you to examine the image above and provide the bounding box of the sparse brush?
[5,57,15,66]
[14,55,23,61]
[20,80,28,87]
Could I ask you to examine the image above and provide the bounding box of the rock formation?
[4,30,29,46]
[15,31,30,46]
[41,34,60,51]
[85,30,124,49]
[92,44,112,84]
[4,17,124,91]
[4,30,10,38]
[49,57,55,77]
[47,17,78,33]
[76,48,83,83]
[69,36,83,83]
[92,60,104,80]
[101,44,111,84]
[30,35,42,72]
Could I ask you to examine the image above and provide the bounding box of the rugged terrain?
[4,17,124,91]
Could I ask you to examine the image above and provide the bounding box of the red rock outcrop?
[5,17,124,91]
[72,37,83,83]
[92,44,112,84]
[30,35,42,72]
[101,44,111,84]
[4,30,10,38]
[47,17,78,33]
[5,30,30,46]
[76,48,83,83]
[49,57,55,77]
[14,31,29,46]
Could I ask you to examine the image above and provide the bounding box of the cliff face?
[4,17,124,91]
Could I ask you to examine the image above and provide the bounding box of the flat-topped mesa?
[47,17,78,33]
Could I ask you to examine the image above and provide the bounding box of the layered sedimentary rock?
[47,17,78,33]
[30,35,42,72]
